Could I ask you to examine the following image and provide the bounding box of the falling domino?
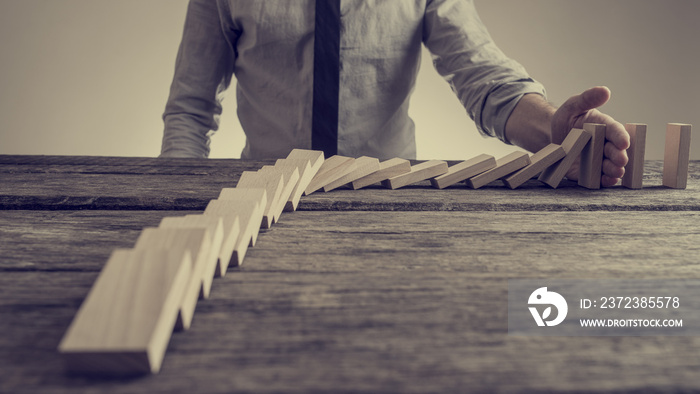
[538,129,591,188]
[305,155,355,195]
[59,248,192,375]
[134,227,212,331]
[383,160,448,189]
[663,123,692,189]
[275,158,316,212]
[431,154,496,189]
[287,149,324,174]
[503,144,565,189]
[466,152,530,189]
[322,156,381,192]
[159,215,231,278]
[350,158,411,190]
[216,188,267,246]
[258,165,300,222]
[621,123,647,189]
[578,123,606,189]
[237,171,284,228]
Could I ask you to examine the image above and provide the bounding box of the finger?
[601,174,620,188]
[605,119,630,151]
[563,86,611,114]
[602,157,625,179]
[604,140,628,167]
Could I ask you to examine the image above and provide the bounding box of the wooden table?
[2,155,699,393]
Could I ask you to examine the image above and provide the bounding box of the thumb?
[563,86,611,114]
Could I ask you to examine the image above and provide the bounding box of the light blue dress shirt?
[161,0,546,160]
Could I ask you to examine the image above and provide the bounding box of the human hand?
[551,86,630,187]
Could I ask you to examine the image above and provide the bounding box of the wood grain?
[3,209,700,391]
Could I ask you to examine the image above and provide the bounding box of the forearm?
[504,93,556,153]
[160,0,236,158]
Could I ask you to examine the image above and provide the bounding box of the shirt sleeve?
[160,0,237,158]
[422,0,546,144]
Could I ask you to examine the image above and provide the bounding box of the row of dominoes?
[58,122,691,376]
[58,149,326,376]
[306,123,691,191]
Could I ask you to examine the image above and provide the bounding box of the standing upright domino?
[621,123,647,189]
[578,123,606,189]
[663,123,692,189]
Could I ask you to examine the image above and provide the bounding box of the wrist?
[504,93,556,153]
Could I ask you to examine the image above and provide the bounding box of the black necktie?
[311,0,341,158]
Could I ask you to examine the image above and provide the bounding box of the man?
[161,0,628,187]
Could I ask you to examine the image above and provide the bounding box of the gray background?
[0,0,697,160]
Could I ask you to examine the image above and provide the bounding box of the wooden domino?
[59,248,191,375]
[383,160,448,189]
[466,152,530,189]
[305,155,355,195]
[275,158,316,212]
[159,215,230,278]
[206,198,266,267]
[258,165,300,222]
[322,156,380,192]
[621,123,647,189]
[663,123,692,189]
[538,129,591,188]
[217,188,267,246]
[503,144,565,189]
[578,123,606,189]
[236,171,284,228]
[350,158,411,190]
[135,227,212,331]
[431,154,496,189]
[287,148,324,174]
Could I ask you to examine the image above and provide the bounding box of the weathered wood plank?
[1,210,700,392]
[1,161,699,211]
